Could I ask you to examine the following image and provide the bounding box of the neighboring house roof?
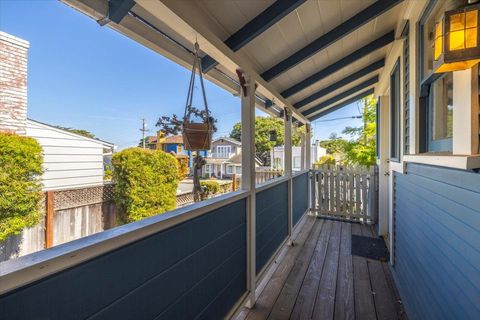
[146,136,157,144]
[205,158,228,165]
[162,135,184,144]
[227,153,263,166]
[212,137,241,146]
[27,119,115,148]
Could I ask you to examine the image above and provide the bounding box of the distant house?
[270,141,326,171]
[26,119,116,190]
[203,137,262,179]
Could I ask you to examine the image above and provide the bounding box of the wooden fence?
[311,165,378,223]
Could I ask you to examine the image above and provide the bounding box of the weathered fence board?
[311,165,377,223]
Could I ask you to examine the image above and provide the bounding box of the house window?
[205,164,211,173]
[227,165,233,174]
[390,59,401,162]
[235,166,242,174]
[419,0,454,152]
[293,156,301,169]
[216,146,231,157]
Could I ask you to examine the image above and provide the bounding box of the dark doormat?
[351,235,390,261]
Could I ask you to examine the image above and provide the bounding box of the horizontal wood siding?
[0,199,247,320]
[26,120,107,190]
[292,172,309,227]
[255,181,289,274]
[392,163,480,320]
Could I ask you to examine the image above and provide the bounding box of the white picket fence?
[310,165,377,223]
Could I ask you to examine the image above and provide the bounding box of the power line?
[316,115,362,122]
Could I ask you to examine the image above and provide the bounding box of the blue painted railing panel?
[292,172,309,227]
[256,181,289,274]
[0,199,247,320]
[392,163,480,320]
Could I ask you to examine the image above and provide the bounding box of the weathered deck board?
[290,220,333,319]
[235,219,402,320]
[244,216,317,320]
[361,224,399,320]
[334,222,354,320]
[266,219,325,319]
[352,223,377,320]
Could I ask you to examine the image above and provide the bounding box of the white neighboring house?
[26,119,116,190]
[271,141,326,171]
[203,137,262,179]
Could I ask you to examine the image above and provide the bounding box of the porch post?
[300,128,305,170]
[240,72,257,308]
[305,123,311,169]
[284,109,293,243]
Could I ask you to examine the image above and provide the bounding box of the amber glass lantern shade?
[433,3,480,73]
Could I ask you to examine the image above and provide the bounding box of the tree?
[0,133,43,241]
[229,116,304,165]
[318,96,377,166]
[319,133,348,155]
[156,107,217,202]
[342,96,377,166]
[55,126,95,139]
[111,148,179,223]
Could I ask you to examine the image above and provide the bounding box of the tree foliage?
[0,133,43,241]
[318,96,377,166]
[229,116,304,165]
[112,148,179,224]
[342,97,377,166]
[55,126,95,139]
[314,155,336,167]
[156,107,217,135]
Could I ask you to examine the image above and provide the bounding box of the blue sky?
[0,0,363,149]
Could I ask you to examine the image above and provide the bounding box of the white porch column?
[305,123,311,169]
[284,110,293,243]
[284,110,293,176]
[300,128,306,170]
[240,72,256,308]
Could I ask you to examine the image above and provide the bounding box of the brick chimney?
[0,31,29,135]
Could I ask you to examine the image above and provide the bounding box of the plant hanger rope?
[182,42,213,151]
[183,42,210,122]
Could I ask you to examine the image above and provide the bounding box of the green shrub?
[200,181,220,197]
[112,148,179,224]
[0,133,43,241]
[315,155,336,167]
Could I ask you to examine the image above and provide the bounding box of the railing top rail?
[0,190,250,296]
[255,175,290,193]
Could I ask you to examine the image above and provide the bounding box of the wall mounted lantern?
[433,2,480,73]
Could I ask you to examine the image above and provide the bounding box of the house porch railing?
[0,170,310,319]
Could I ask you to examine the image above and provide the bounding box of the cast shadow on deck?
[234,216,405,320]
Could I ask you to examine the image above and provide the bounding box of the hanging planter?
[182,42,213,151]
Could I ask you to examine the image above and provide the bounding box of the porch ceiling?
[61,0,406,122]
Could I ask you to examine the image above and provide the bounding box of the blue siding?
[392,163,480,320]
[255,181,289,274]
[292,172,309,226]
[0,199,247,320]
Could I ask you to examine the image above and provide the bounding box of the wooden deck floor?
[234,216,404,320]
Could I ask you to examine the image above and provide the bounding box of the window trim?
[418,0,454,153]
[390,59,401,162]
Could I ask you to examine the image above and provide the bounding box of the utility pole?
[140,118,149,149]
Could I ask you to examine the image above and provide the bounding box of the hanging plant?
[182,42,214,151]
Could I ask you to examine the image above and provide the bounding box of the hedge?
[112,148,179,223]
[0,133,43,241]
